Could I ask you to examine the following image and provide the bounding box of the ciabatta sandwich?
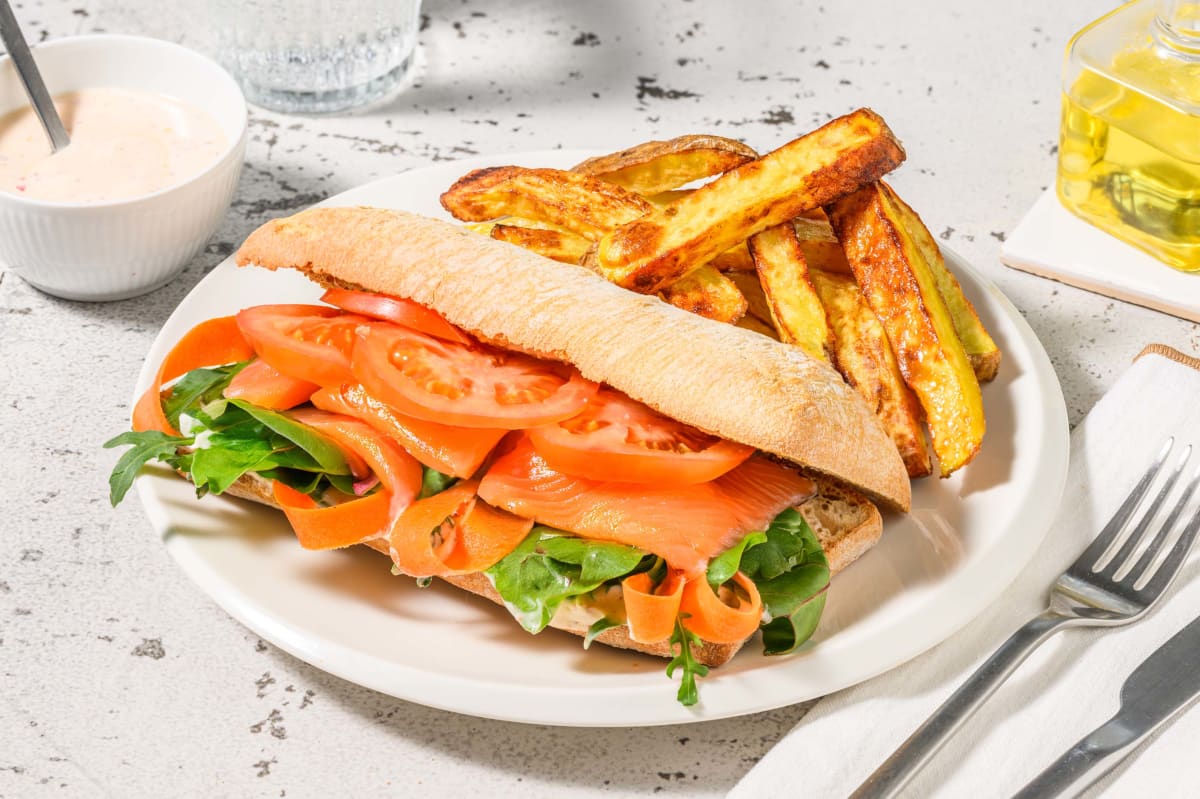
[108,207,909,705]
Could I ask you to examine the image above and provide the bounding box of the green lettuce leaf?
[486,527,648,634]
[107,362,362,507]
[227,400,351,475]
[418,467,458,499]
[162,363,246,429]
[739,508,830,655]
[706,530,767,589]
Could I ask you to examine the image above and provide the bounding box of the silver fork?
[852,438,1200,799]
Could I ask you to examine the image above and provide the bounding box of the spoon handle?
[0,0,69,152]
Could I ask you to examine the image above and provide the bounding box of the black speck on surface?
[130,638,165,659]
[256,672,276,698]
[761,106,794,126]
[250,709,286,739]
[255,639,269,653]
[991,231,1007,242]
[300,690,315,709]
[635,76,699,102]
[254,758,277,778]
[233,192,328,218]
[940,226,955,240]
[572,31,599,46]
[814,59,830,69]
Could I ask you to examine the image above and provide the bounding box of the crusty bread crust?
[235,207,910,512]
[222,471,880,667]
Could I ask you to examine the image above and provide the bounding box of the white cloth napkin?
[731,346,1200,799]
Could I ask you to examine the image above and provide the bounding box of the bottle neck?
[1155,0,1200,56]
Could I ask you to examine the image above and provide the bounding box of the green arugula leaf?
[189,434,280,496]
[666,618,709,707]
[103,430,192,506]
[706,530,767,589]
[228,399,351,475]
[536,531,645,585]
[486,528,648,634]
[162,363,246,429]
[740,508,831,655]
[107,363,364,507]
[419,467,458,499]
[583,617,621,650]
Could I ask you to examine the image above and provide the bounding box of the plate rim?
[133,150,1070,726]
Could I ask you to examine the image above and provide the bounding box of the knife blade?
[1014,613,1200,799]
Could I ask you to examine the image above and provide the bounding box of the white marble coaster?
[1000,189,1200,323]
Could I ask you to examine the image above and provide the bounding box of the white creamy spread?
[0,88,227,202]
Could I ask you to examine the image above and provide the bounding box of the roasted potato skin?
[491,225,591,264]
[440,166,651,239]
[828,183,984,477]
[572,135,758,196]
[811,268,932,478]
[881,183,1000,382]
[659,265,748,324]
[595,109,906,294]
[748,223,834,363]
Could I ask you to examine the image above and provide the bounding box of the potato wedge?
[595,108,906,294]
[810,269,932,478]
[748,223,833,362]
[708,242,756,273]
[735,313,779,339]
[725,270,773,326]
[491,225,591,264]
[572,135,758,196]
[828,183,984,477]
[645,189,693,209]
[792,211,852,275]
[881,183,1001,382]
[440,166,652,240]
[659,265,747,324]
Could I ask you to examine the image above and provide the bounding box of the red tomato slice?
[224,359,319,410]
[321,288,472,344]
[527,388,753,484]
[236,305,370,387]
[310,383,505,478]
[351,323,599,429]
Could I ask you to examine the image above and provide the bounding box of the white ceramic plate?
[134,151,1069,726]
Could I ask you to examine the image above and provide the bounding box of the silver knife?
[1014,613,1200,798]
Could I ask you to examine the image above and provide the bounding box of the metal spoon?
[0,0,69,152]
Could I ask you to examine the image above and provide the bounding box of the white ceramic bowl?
[0,35,247,301]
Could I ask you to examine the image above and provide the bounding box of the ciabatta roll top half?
[236,207,911,511]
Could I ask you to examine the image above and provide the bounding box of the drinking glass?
[212,0,421,114]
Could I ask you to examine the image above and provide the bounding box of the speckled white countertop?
[2,1,1199,796]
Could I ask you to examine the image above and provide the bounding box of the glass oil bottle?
[1057,0,1200,272]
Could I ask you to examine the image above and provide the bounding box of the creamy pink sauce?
[0,88,227,203]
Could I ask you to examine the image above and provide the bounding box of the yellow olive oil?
[1056,0,1200,272]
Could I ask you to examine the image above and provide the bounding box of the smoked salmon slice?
[478,437,816,577]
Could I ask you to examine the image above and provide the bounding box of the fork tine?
[1102,445,1192,578]
[1134,502,1200,602]
[1130,463,1200,588]
[1077,438,1174,569]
